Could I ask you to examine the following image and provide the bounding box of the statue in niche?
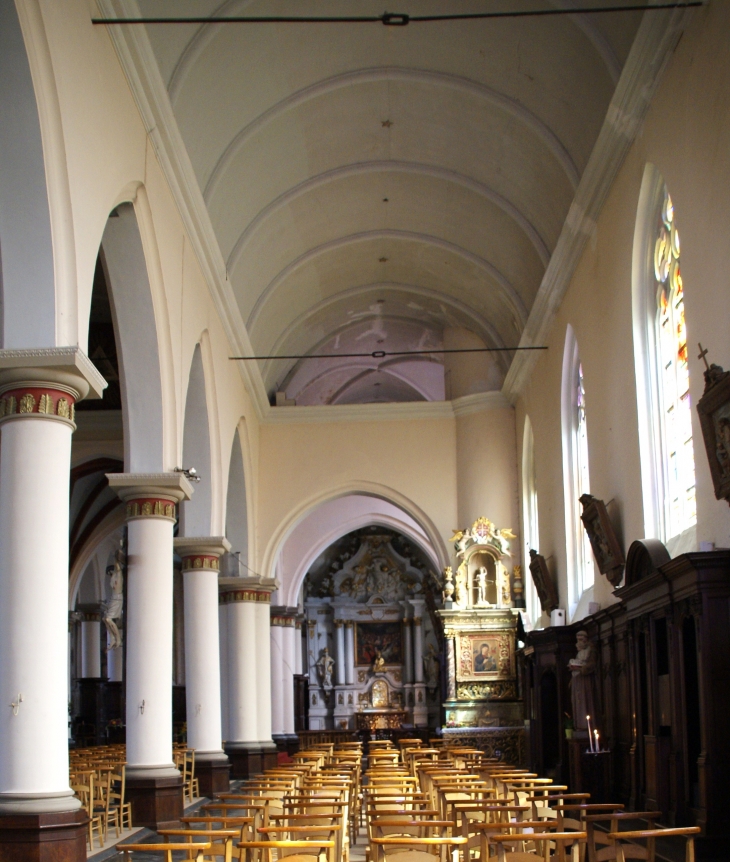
[500,566,512,607]
[102,543,124,650]
[316,646,335,690]
[372,649,386,673]
[476,567,488,606]
[454,563,468,608]
[423,642,439,692]
[568,630,596,731]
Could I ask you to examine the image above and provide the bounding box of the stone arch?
[224,419,251,575]
[262,481,449,605]
[100,200,171,472]
[178,343,213,537]
[0,1,57,348]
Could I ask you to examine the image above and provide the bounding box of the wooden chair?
[182,749,201,804]
[606,827,700,862]
[489,830,586,862]
[369,832,467,862]
[238,837,336,862]
[160,827,241,860]
[585,811,661,862]
[116,841,211,861]
[106,765,133,838]
[71,772,104,850]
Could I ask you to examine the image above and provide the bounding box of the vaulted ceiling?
[137,0,644,403]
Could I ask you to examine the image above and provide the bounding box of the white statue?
[568,630,596,731]
[316,646,335,690]
[102,550,124,651]
[476,567,488,606]
[423,642,439,691]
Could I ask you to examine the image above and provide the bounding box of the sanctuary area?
[0,1,729,861]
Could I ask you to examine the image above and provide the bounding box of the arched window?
[521,416,540,625]
[562,326,593,610]
[633,168,696,547]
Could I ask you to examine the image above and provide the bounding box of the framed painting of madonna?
[456,632,513,682]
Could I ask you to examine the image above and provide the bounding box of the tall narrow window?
[655,190,696,536]
[562,326,593,611]
[633,167,696,547]
[521,416,540,625]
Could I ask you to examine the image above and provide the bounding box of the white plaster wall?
[514,1,730,616]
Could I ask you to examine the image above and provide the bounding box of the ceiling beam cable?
[92,3,702,26]
[230,346,548,361]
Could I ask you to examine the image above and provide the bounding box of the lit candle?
[594,729,600,753]
[586,715,594,752]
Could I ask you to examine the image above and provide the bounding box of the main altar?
[438,518,526,764]
[303,530,441,730]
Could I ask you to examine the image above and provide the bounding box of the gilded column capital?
[175,536,231,571]
[107,473,193,522]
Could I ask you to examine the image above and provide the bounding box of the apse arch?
[262,481,450,606]
[277,498,442,609]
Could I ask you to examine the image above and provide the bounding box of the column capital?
[219,577,277,605]
[0,347,106,399]
[108,473,193,522]
[175,536,231,571]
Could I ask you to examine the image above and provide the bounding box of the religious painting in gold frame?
[355,622,403,666]
[456,632,513,682]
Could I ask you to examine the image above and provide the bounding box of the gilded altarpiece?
[439,518,525,761]
[304,530,441,731]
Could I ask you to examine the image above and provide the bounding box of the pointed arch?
[179,344,213,536]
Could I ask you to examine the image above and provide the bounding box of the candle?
[594,729,600,753]
[586,715,594,752]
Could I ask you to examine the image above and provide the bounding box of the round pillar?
[219,602,229,741]
[254,594,276,762]
[282,620,296,736]
[0,354,104,862]
[270,620,285,738]
[107,473,192,829]
[107,631,123,682]
[344,622,354,686]
[335,621,346,686]
[403,618,413,684]
[175,536,231,797]
[80,612,101,678]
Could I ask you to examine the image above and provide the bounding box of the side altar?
[438,518,526,764]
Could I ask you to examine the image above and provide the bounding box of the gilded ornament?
[141,502,153,516]
[165,503,175,518]
[38,394,52,414]
[19,393,35,413]
[194,557,203,568]
[57,398,70,419]
[5,396,15,415]
[70,403,75,422]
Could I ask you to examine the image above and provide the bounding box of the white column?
[413,620,424,684]
[107,474,192,780]
[282,621,296,735]
[403,618,413,684]
[270,619,285,737]
[254,592,275,750]
[175,537,230,765]
[224,593,258,744]
[344,622,354,685]
[107,631,123,683]
[294,621,303,675]
[80,612,101,678]
[0,358,104,816]
[218,603,229,741]
[335,621,346,686]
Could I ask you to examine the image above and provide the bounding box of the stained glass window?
[654,189,696,537]
[575,362,593,592]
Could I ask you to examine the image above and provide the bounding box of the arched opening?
[179,344,212,537]
[224,424,249,576]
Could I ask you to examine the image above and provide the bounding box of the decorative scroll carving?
[528,550,559,612]
[456,680,517,701]
[579,494,625,586]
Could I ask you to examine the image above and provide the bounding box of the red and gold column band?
[220,589,272,605]
[271,615,297,627]
[125,497,178,521]
[181,554,221,572]
[0,385,76,424]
